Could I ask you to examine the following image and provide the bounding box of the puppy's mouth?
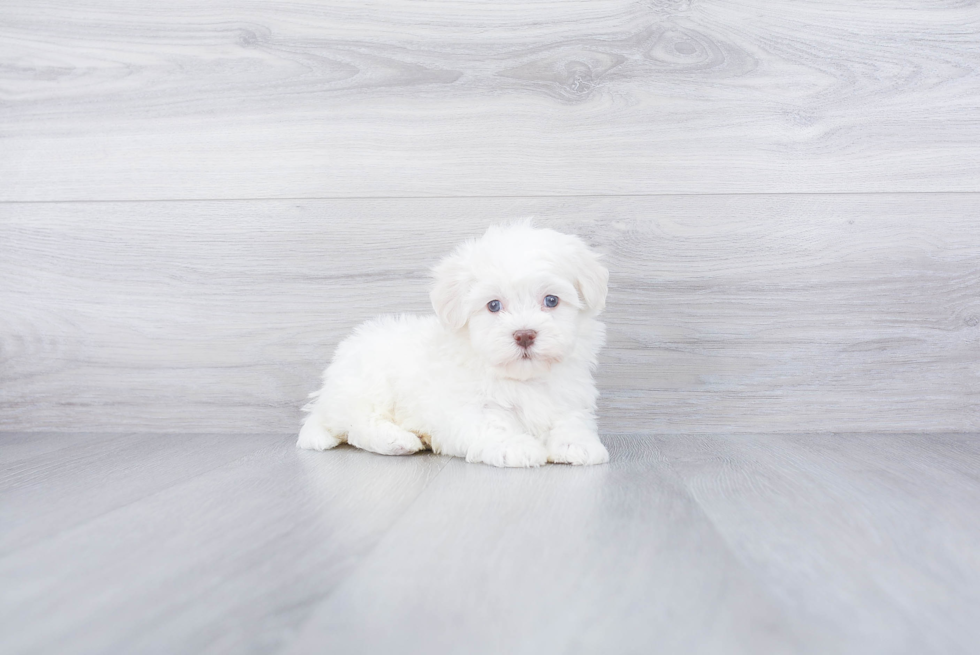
[496,347,560,379]
[517,349,558,365]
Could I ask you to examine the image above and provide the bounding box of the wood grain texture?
[0,432,449,655]
[284,435,817,655]
[1,0,978,200]
[659,432,980,655]
[2,195,978,433]
[0,431,274,555]
[5,432,977,654]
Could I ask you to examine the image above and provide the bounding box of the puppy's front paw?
[298,417,342,451]
[548,436,609,466]
[348,421,425,456]
[466,435,548,468]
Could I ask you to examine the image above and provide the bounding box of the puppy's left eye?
[544,295,559,308]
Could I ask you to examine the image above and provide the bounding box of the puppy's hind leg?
[297,411,344,451]
[348,417,426,456]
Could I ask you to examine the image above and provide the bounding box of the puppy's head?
[430,221,608,380]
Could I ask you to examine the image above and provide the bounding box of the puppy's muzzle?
[513,330,537,350]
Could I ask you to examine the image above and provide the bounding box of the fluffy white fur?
[297,221,610,467]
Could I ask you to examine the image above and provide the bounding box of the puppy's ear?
[571,239,609,316]
[430,249,473,330]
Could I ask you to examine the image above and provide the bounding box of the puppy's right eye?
[487,300,502,313]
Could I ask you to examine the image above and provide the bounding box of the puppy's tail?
[300,388,321,415]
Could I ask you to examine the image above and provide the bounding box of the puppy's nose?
[513,329,537,349]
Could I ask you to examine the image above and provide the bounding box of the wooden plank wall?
[1,1,978,433]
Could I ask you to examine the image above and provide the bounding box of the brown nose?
[513,330,537,349]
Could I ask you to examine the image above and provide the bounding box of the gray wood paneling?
[2,195,978,434]
[1,0,978,200]
[0,432,448,655]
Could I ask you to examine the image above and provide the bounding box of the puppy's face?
[431,223,608,380]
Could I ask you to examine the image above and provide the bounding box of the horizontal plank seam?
[6,430,979,437]
[3,190,980,205]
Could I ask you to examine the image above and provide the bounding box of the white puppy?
[297,221,609,467]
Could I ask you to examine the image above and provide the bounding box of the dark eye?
[544,295,559,308]
[487,299,502,313]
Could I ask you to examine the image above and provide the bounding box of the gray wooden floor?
[2,431,979,655]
